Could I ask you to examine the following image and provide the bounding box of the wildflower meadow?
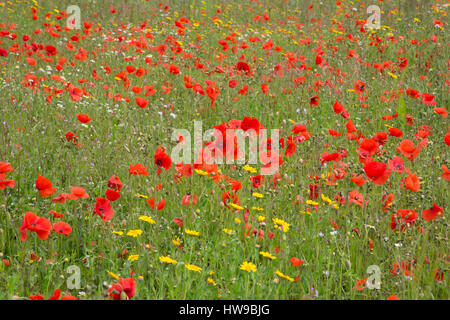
[0,0,448,301]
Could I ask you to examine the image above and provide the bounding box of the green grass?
[0,0,448,300]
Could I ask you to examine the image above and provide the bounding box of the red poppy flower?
[106,189,121,201]
[146,197,155,209]
[445,132,450,146]
[108,175,123,192]
[396,139,423,161]
[44,45,57,56]
[31,289,77,300]
[370,132,387,145]
[290,257,303,267]
[173,218,183,228]
[241,117,261,133]
[357,139,379,160]
[433,107,447,118]
[19,211,52,241]
[350,174,365,187]
[0,47,8,57]
[345,119,356,134]
[76,114,91,123]
[175,163,193,179]
[65,131,78,144]
[156,199,166,210]
[421,92,436,105]
[234,61,251,75]
[35,174,57,197]
[398,57,407,69]
[441,165,450,181]
[135,96,148,109]
[406,89,420,98]
[0,162,13,176]
[349,189,364,207]
[154,147,172,174]
[321,152,341,165]
[390,209,418,232]
[53,221,72,236]
[309,96,319,106]
[250,174,264,188]
[230,179,242,192]
[261,83,269,95]
[291,124,307,134]
[403,172,420,192]
[388,156,404,173]
[328,129,342,137]
[353,80,365,94]
[182,194,198,206]
[70,186,89,199]
[353,278,367,290]
[49,210,65,218]
[363,161,391,185]
[388,127,403,137]
[93,197,114,221]
[51,193,72,203]
[332,100,349,118]
[285,140,296,158]
[129,164,148,176]
[222,191,240,209]
[422,203,443,222]
[109,275,136,300]
[0,179,15,190]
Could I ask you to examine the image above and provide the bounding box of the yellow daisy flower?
[185,264,202,273]
[240,261,257,272]
[126,229,143,237]
[159,256,178,264]
[259,251,276,260]
[139,215,155,224]
[185,229,200,236]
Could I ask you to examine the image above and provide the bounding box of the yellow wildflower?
[273,218,290,232]
[223,228,234,235]
[126,229,143,237]
[185,264,202,273]
[240,261,257,272]
[229,203,244,210]
[128,254,140,262]
[185,229,200,236]
[275,270,295,282]
[242,165,257,173]
[159,256,178,264]
[107,270,120,280]
[252,192,264,198]
[259,251,276,260]
[139,215,155,224]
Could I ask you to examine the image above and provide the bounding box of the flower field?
[0,0,448,300]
